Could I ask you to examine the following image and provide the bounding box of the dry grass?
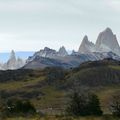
[0,76,45,91]
[5,115,119,120]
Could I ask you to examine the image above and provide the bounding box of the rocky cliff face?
[1,27,120,70]
[27,46,68,63]
[96,28,120,55]
[25,28,120,70]
[1,50,25,70]
[78,28,120,56]
[58,46,68,56]
[24,51,120,69]
[34,47,57,58]
[5,50,17,69]
[78,35,96,54]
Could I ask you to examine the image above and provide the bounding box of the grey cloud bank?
[0,0,120,52]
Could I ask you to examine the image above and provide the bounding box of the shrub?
[87,94,103,116]
[66,92,103,116]
[109,93,120,117]
[0,98,36,117]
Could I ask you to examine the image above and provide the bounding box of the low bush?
[0,98,36,117]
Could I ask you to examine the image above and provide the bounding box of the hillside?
[65,58,120,88]
[0,59,120,114]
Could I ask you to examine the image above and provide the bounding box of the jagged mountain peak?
[59,46,66,50]
[29,46,68,60]
[96,27,116,45]
[34,47,57,58]
[80,35,89,45]
[78,35,96,54]
[44,47,53,51]
[10,50,16,60]
[96,27,120,55]
[58,46,68,56]
[11,50,15,54]
[104,27,113,33]
[0,50,25,70]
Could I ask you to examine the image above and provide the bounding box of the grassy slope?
[5,116,120,120]
[0,76,44,91]
[0,59,120,115]
[1,78,120,114]
[96,85,120,114]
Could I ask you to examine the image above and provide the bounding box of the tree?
[66,92,87,116]
[110,94,120,117]
[66,92,103,116]
[87,94,103,116]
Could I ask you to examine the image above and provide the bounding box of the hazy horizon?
[0,0,120,52]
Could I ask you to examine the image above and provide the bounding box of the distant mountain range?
[0,51,34,62]
[0,51,35,70]
[0,27,120,70]
[0,51,27,70]
[24,28,120,69]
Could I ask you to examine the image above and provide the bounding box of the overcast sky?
[0,0,120,52]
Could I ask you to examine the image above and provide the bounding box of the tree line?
[0,92,120,118]
[66,91,120,117]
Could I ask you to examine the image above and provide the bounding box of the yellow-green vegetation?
[0,72,120,114]
[108,65,120,70]
[5,115,120,120]
[0,76,45,91]
[33,87,66,108]
[96,85,120,114]
[31,85,120,114]
[0,59,120,117]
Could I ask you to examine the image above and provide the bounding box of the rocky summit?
[24,28,120,69]
[1,50,25,70]
[96,28,120,55]
[58,46,68,56]
[1,27,120,70]
[78,28,120,56]
[27,46,68,62]
[78,35,96,54]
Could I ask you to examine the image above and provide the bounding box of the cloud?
[0,1,51,12]
[106,0,120,12]
[0,0,120,52]
[0,0,83,15]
